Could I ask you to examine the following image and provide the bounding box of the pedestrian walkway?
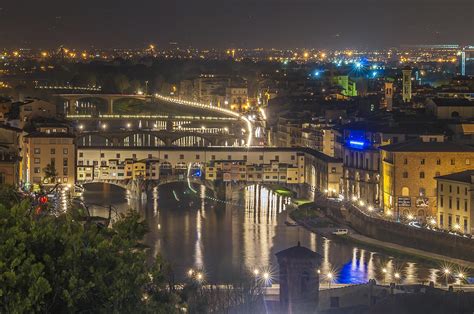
[347,233,474,269]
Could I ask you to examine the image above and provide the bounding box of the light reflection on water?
[82,182,438,284]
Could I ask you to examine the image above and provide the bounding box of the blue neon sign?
[348,140,366,149]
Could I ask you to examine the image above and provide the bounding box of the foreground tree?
[0,199,181,313]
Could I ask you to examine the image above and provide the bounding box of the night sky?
[0,0,473,49]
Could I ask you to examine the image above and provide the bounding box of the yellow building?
[23,128,75,187]
[435,170,474,234]
[132,162,146,179]
[380,140,474,221]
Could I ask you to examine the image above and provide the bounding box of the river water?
[81,182,442,285]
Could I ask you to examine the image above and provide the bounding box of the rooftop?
[431,97,474,107]
[379,140,474,152]
[275,242,322,260]
[435,170,474,184]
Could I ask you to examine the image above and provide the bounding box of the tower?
[384,80,394,111]
[402,67,412,103]
[276,242,322,313]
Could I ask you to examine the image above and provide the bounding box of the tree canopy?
[0,198,181,313]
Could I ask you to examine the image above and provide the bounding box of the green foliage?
[0,201,180,313]
[43,163,58,183]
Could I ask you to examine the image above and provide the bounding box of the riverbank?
[290,204,474,270]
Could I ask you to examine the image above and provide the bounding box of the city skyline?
[1,0,473,49]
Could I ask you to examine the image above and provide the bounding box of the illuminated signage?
[348,140,366,149]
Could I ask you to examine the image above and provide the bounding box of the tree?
[43,163,58,184]
[0,200,181,313]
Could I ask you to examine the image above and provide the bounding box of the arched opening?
[172,136,211,147]
[401,187,410,196]
[451,111,460,118]
[122,133,165,147]
[78,133,112,146]
[74,97,109,115]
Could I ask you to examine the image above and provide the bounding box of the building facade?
[435,170,474,234]
[380,140,474,220]
[22,127,75,187]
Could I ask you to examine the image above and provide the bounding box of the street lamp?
[382,268,387,284]
[253,269,260,277]
[327,272,334,288]
[443,268,451,287]
[187,269,194,277]
[394,272,401,283]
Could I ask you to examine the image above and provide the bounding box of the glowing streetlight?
[407,214,414,220]
[126,123,131,128]
[187,269,194,277]
[429,218,437,226]
[382,268,387,274]
[263,272,270,280]
[351,196,358,202]
[358,200,365,207]
[367,205,374,212]
[78,124,84,130]
[253,269,260,276]
[101,124,107,130]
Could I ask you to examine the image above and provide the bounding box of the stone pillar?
[107,98,114,114]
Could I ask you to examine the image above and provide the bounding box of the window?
[79,152,83,157]
[34,158,40,164]
[211,155,215,160]
[227,155,231,160]
[34,148,40,154]
[449,197,452,209]
[440,214,444,226]
[180,154,184,160]
[243,155,247,161]
[435,171,440,177]
[403,172,408,178]
[196,154,200,160]
[466,159,471,165]
[50,148,55,154]
[132,154,136,159]
[449,185,452,193]
[440,196,444,207]
[63,167,68,176]
[34,167,40,174]
[148,154,152,159]
[451,159,455,165]
[331,167,337,173]
[440,184,443,192]
[457,186,460,194]
[419,172,425,179]
[116,153,120,158]
[63,148,68,155]
[404,158,408,165]
[63,159,68,166]
[456,198,460,210]
[259,155,263,161]
[419,188,426,196]
[448,215,452,228]
[63,177,68,183]
[100,153,105,158]
[465,200,468,212]
[465,187,468,195]
[291,155,295,161]
[436,159,441,165]
[164,154,168,159]
[275,155,279,161]
[421,159,425,165]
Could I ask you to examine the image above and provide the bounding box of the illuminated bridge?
[60,93,254,147]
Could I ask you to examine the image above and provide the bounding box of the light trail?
[155,94,254,147]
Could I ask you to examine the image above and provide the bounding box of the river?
[81,182,441,285]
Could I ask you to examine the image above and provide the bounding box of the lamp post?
[443,268,451,287]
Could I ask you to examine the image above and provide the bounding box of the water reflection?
[81,182,439,284]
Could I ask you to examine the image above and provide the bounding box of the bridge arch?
[78,133,114,146]
[122,133,166,147]
[171,135,212,147]
[72,97,109,115]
